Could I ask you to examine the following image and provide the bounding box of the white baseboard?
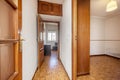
[90,53,105,56]
[106,53,120,58]
[90,53,120,58]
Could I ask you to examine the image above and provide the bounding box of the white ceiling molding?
[91,16,106,19]
[106,12,120,18]
[39,0,64,4]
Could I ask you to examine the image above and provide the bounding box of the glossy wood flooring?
[77,56,120,80]
[33,51,69,80]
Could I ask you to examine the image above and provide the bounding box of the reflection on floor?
[77,56,120,80]
[33,51,69,80]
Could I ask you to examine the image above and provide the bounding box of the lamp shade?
[106,0,118,12]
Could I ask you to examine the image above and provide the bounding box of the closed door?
[77,0,90,76]
[0,0,22,80]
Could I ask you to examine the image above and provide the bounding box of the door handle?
[19,35,25,53]
[20,39,25,41]
[18,30,25,52]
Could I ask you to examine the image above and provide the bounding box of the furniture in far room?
[44,45,51,56]
[52,42,58,51]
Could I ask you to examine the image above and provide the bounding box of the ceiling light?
[106,0,118,12]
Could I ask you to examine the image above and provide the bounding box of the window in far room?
[47,31,56,42]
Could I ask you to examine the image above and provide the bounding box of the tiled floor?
[77,56,120,80]
[33,51,69,80]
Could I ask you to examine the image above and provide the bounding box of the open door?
[0,0,22,80]
[37,15,44,68]
[77,0,90,76]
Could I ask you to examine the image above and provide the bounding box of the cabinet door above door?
[51,4,62,16]
[38,1,62,16]
[38,1,51,15]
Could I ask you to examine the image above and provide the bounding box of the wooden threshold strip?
[0,39,19,44]
[8,72,18,80]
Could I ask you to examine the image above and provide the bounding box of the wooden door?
[37,16,44,68]
[77,0,90,76]
[0,0,22,80]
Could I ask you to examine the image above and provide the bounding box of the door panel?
[0,0,15,39]
[52,4,62,16]
[0,44,15,80]
[77,0,90,76]
[0,0,22,80]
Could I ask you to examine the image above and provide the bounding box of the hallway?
[33,51,69,80]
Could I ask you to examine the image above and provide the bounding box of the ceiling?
[40,0,64,4]
[91,0,120,17]
[40,0,120,21]
[44,22,58,26]
[40,14,62,22]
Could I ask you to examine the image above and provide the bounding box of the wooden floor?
[77,56,120,80]
[33,51,69,80]
[33,53,120,80]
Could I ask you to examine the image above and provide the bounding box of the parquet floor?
[77,56,120,80]
[33,52,120,80]
[33,51,69,80]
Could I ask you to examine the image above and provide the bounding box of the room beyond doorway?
[42,21,60,60]
[43,22,59,56]
[37,18,61,68]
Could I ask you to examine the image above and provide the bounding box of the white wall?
[22,0,38,80]
[60,0,72,79]
[105,15,120,58]
[90,16,105,55]
[90,15,120,58]
[44,23,58,49]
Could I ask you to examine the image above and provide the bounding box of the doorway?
[43,22,59,58]
[33,16,70,79]
[72,0,120,80]
[37,16,60,68]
